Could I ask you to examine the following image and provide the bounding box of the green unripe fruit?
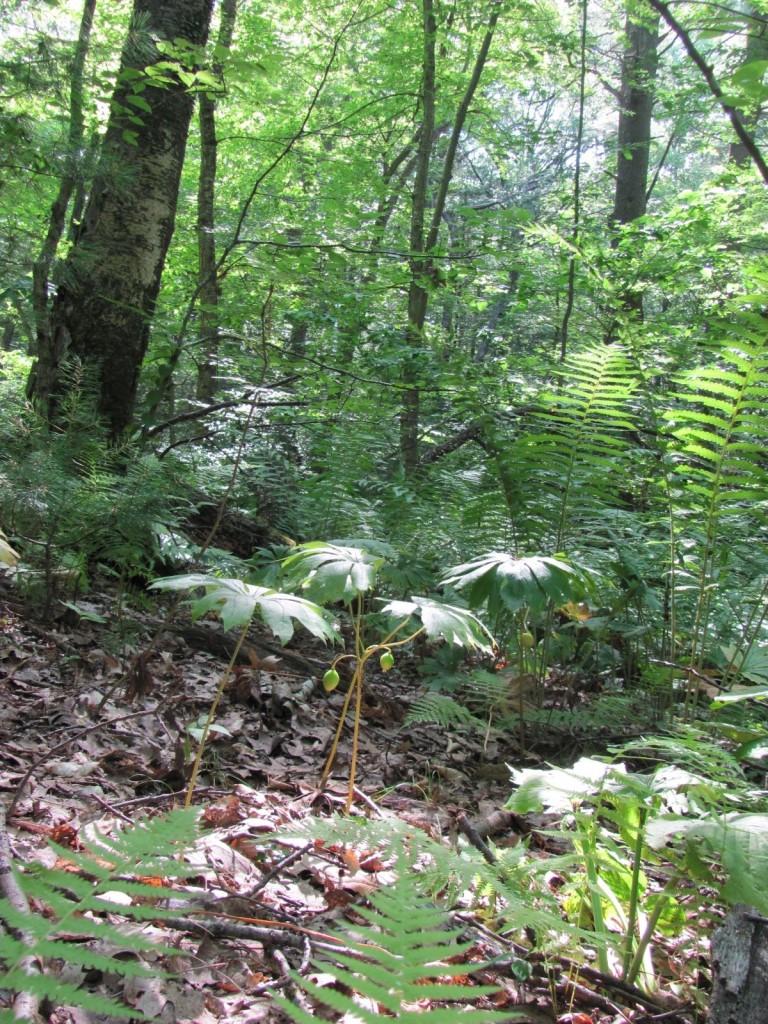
[323,667,340,692]
[520,631,536,649]
[379,650,395,671]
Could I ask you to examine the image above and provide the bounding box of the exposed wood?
[709,904,768,1024]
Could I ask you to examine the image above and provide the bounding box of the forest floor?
[0,577,708,1024]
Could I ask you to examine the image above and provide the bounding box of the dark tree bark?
[196,0,237,403]
[730,7,768,168]
[31,0,97,360]
[709,904,768,1024]
[611,14,659,229]
[29,0,214,439]
[400,1,501,474]
[605,9,659,338]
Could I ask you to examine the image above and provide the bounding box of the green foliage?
[275,850,522,1024]
[281,541,385,605]
[441,552,597,616]
[506,733,768,985]
[380,596,495,652]
[150,571,336,644]
[0,810,200,1023]
[0,364,190,614]
[405,691,484,728]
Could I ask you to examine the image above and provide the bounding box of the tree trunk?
[709,904,768,1024]
[400,1,500,474]
[400,0,436,476]
[730,7,768,167]
[29,0,214,439]
[612,14,659,229]
[196,0,237,403]
[605,9,659,338]
[30,0,97,360]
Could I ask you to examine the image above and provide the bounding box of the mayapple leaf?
[0,531,20,567]
[281,542,384,604]
[507,758,629,814]
[440,552,596,615]
[379,596,495,653]
[150,574,335,644]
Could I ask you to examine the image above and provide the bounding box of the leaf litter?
[0,578,706,1024]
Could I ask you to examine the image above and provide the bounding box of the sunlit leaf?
[281,542,384,604]
[440,553,596,614]
[379,596,495,653]
[149,573,335,644]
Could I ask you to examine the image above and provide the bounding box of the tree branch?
[647,0,768,182]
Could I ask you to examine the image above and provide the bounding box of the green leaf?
[379,596,495,652]
[125,94,152,113]
[440,553,596,614]
[507,757,629,814]
[149,573,335,644]
[281,542,384,604]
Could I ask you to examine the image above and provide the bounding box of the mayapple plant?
[280,542,495,811]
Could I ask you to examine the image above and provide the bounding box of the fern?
[274,849,528,1023]
[666,300,768,670]
[0,809,200,1023]
[488,344,640,550]
[281,815,570,953]
[405,691,485,728]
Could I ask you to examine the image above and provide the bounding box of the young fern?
[0,809,200,1023]
[490,344,640,550]
[667,302,768,682]
[405,691,486,728]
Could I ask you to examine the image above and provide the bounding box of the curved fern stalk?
[667,309,768,704]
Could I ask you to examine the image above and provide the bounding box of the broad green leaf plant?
[282,542,495,810]
[441,551,597,746]
[150,572,335,805]
[507,733,768,990]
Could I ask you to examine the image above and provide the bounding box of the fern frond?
[490,344,640,549]
[275,850,525,1023]
[405,692,484,728]
[1,809,200,1021]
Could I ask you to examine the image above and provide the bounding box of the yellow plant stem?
[321,617,424,811]
[185,619,250,809]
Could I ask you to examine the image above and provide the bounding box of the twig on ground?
[245,842,313,898]
[456,810,497,864]
[353,785,387,818]
[271,946,315,1013]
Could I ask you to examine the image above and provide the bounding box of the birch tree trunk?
[29,0,214,439]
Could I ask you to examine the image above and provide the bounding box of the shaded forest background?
[3,1,768,1021]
